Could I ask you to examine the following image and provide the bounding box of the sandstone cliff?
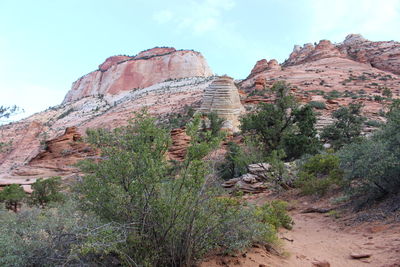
[283,34,400,75]
[63,47,213,103]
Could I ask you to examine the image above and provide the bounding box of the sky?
[0,0,399,121]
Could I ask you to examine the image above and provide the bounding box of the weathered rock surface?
[63,47,213,103]
[0,76,215,181]
[198,75,245,132]
[284,34,400,75]
[168,128,191,161]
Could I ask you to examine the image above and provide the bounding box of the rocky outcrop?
[63,47,213,103]
[284,34,400,75]
[28,126,97,171]
[285,40,345,66]
[168,128,191,161]
[198,76,245,132]
[247,59,281,79]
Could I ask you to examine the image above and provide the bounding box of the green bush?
[255,200,294,230]
[77,112,280,266]
[294,153,343,196]
[240,81,321,160]
[0,184,25,212]
[0,199,125,266]
[339,106,400,200]
[219,141,263,180]
[308,101,326,109]
[29,176,64,207]
[365,120,382,127]
[320,103,365,149]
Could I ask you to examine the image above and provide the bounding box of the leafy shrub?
[29,176,64,207]
[324,90,342,100]
[165,105,195,129]
[255,200,294,230]
[219,140,263,180]
[339,106,400,200]
[240,81,320,160]
[382,87,393,98]
[308,101,326,109]
[320,103,365,149]
[77,112,280,266]
[0,184,25,212]
[364,120,382,127]
[294,153,343,196]
[0,199,126,266]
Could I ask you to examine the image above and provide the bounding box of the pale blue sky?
[1,0,399,120]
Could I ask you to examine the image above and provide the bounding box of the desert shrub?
[255,200,294,230]
[0,199,126,266]
[240,81,320,160]
[374,95,384,102]
[308,101,326,109]
[219,140,264,180]
[320,103,365,149]
[165,105,195,129]
[77,112,278,266]
[29,176,64,207]
[0,184,25,212]
[294,153,343,196]
[57,108,74,120]
[364,119,382,127]
[324,90,342,100]
[339,106,400,200]
[382,87,393,98]
[202,111,225,138]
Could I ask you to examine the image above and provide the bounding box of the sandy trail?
[201,196,400,267]
[277,210,400,267]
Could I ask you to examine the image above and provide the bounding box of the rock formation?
[284,34,400,75]
[63,47,213,103]
[198,76,245,132]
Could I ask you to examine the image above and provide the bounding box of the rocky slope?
[2,35,400,183]
[283,34,400,75]
[240,34,400,129]
[63,47,213,103]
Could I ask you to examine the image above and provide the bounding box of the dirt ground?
[200,191,400,267]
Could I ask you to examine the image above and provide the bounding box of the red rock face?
[247,59,281,79]
[99,56,131,71]
[284,34,400,75]
[63,47,213,103]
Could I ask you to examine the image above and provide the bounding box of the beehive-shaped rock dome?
[198,75,245,132]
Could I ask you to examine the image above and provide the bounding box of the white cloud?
[308,0,400,42]
[153,0,236,35]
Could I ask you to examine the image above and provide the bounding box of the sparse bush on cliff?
[308,101,326,109]
[320,103,365,149]
[240,81,320,160]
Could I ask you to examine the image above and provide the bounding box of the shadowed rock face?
[198,76,245,132]
[63,47,213,103]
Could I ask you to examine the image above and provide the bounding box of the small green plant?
[308,101,326,110]
[30,177,64,207]
[294,153,344,196]
[382,87,393,98]
[327,210,341,219]
[255,200,294,230]
[0,184,25,212]
[365,120,382,127]
[57,108,74,120]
